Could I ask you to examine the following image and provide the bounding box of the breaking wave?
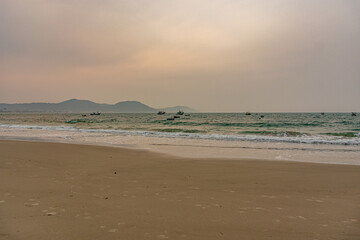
[1,124,359,146]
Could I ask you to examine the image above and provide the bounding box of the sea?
[1,112,359,165]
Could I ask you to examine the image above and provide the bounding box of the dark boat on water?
[176,110,184,115]
[352,112,357,116]
[90,112,101,116]
[157,111,166,115]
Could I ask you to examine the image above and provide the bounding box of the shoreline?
[1,140,359,239]
[0,138,343,166]
[1,125,360,165]
[1,122,360,146]
[0,137,358,166]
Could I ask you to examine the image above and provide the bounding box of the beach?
[1,140,359,240]
[2,0,360,238]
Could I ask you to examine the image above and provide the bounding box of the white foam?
[0,123,359,146]
[1,124,360,165]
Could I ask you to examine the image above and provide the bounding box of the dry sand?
[0,140,359,240]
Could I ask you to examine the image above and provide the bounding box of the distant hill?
[0,99,198,113]
[157,106,198,113]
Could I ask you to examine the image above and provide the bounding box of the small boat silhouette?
[176,110,184,115]
[90,112,101,116]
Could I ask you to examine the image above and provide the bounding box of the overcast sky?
[0,0,359,112]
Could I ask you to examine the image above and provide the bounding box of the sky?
[0,0,359,112]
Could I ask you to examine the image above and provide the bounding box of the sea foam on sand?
[1,125,360,165]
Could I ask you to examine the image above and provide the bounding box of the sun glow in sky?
[0,0,359,112]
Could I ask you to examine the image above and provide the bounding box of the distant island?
[0,99,198,113]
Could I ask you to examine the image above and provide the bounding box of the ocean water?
[1,112,359,164]
[1,112,359,144]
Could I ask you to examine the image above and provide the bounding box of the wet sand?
[0,140,359,240]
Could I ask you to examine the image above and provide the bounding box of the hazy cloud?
[0,0,359,111]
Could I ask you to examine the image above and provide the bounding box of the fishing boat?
[90,112,101,116]
[176,110,184,115]
[157,111,166,115]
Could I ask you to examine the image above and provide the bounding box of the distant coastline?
[0,99,198,113]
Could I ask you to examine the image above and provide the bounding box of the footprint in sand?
[262,195,277,199]
[255,207,265,210]
[24,201,40,207]
[27,199,40,206]
[223,189,235,193]
[342,219,358,224]
[306,198,324,203]
[157,235,169,239]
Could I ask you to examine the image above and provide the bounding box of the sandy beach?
[0,140,359,240]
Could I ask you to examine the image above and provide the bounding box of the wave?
[151,128,205,133]
[155,120,326,128]
[323,132,360,138]
[239,130,308,137]
[65,118,119,124]
[1,124,360,146]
